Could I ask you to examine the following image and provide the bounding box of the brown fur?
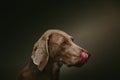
[16,30,90,80]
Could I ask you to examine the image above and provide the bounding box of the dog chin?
[66,64,83,68]
[66,62,84,67]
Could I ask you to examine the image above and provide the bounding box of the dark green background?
[1,0,120,80]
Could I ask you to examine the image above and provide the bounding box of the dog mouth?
[74,51,90,67]
[67,51,90,67]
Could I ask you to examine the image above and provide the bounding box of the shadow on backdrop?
[1,1,120,80]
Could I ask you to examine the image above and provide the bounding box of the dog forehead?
[46,29,72,38]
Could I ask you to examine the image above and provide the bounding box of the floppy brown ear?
[31,31,51,71]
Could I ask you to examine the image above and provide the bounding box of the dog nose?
[81,48,87,52]
[88,53,91,57]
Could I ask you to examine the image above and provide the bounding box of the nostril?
[89,53,91,56]
[86,52,91,56]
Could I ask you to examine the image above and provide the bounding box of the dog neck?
[43,60,62,80]
[26,58,62,80]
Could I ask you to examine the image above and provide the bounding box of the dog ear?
[31,31,51,71]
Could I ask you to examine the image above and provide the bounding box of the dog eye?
[62,40,68,45]
[63,40,67,44]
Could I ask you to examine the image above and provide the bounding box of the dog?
[16,29,90,80]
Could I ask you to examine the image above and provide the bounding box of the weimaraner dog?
[16,29,90,80]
